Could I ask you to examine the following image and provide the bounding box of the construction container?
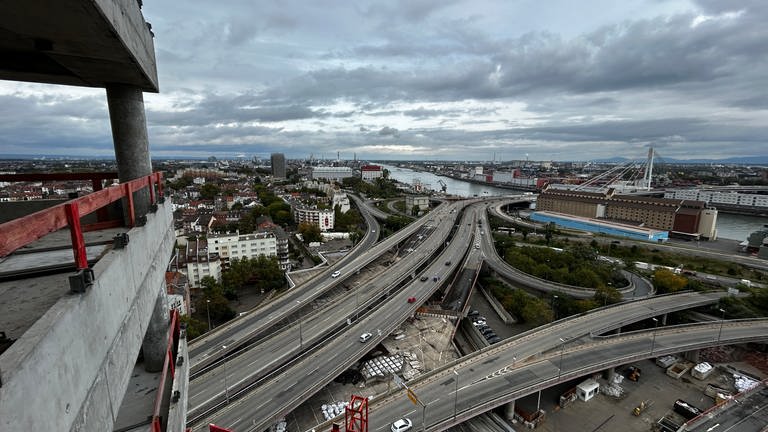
[691,362,714,380]
[666,362,692,379]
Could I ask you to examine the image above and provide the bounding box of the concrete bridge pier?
[684,350,701,363]
[605,367,616,383]
[107,84,153,220]
[661,313,668,326]
[504,399,516,420]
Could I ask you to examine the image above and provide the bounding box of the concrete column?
[142,286,170,372]
[662,313,668,326]
[684,350,700,363]
[106,84,152,220]
[504,399,516,420]
[605,367,616,383]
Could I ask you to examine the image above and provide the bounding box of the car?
[433,275,439,282]
[445,261,451,266]
[420,275,428,282]
[331,270,341,278]
[407,297,417,303]
[359,332,373,343]
[467,310,480,317]
[473,320,487,327]
[371,230,376,233]
[488,336,502,344]
[481,328,495,336]
[391,418,412,432]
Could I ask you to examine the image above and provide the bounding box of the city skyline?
[1,1,767,160]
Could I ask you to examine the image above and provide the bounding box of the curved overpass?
[194,283,727,430]
[350,194,392,220]
[479,202,653,299]
[363,319,768,432]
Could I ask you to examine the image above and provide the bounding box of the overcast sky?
[1,0,767,161]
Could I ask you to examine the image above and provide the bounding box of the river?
[381,164,766,241]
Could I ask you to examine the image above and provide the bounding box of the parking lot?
[524,358,765,432]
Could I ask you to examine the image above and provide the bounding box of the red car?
[407,297,417,303]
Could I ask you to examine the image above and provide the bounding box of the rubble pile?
[700,346,737,363]
[733,373,759,393]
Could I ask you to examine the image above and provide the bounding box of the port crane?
[437,179,447,193]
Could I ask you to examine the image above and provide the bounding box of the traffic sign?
[406,389,418,406]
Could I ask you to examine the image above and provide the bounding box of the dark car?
[420,275,428,282]
[488,336,502,344]
[467,310,480,317]
[407,297,417,303]
[445,261,451,266]
[482,328,496,337]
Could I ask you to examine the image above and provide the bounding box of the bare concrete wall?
[0,203,174,431]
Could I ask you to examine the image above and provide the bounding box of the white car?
[359,332,373,343]
[391,418,412,432]
[331,270,341,278]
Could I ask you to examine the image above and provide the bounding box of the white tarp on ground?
[361,354,405,380]
[733,373,759,393]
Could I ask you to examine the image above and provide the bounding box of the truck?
[673,399,702,420]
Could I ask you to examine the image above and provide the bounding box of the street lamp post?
[650,317,658,355]
[552,295,559,320]
[717,308,726,343]
[296,300,303,350]
[206,299,211,331]
[453,369,459,422]
[221,345,230,403]
[558,337,568,380]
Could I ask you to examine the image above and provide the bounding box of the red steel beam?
[0,172,162,258]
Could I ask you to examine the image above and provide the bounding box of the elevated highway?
[361,319,768,432]
[189,198,742,432]
[350,194,392,220]
[189,200,482,429]
[301,290,730,431]
[188,200,450,372]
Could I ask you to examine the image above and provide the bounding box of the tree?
[196,276,235,326]
[298,222,322,244]
[544,222,555,244]
[593,285,622,306]
[652,269,688,294]
[200,183,220,200]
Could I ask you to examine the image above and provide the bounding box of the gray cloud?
[378,126,400,138]
[1,0,767,160]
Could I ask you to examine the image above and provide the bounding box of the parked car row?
[469,310,501,344]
